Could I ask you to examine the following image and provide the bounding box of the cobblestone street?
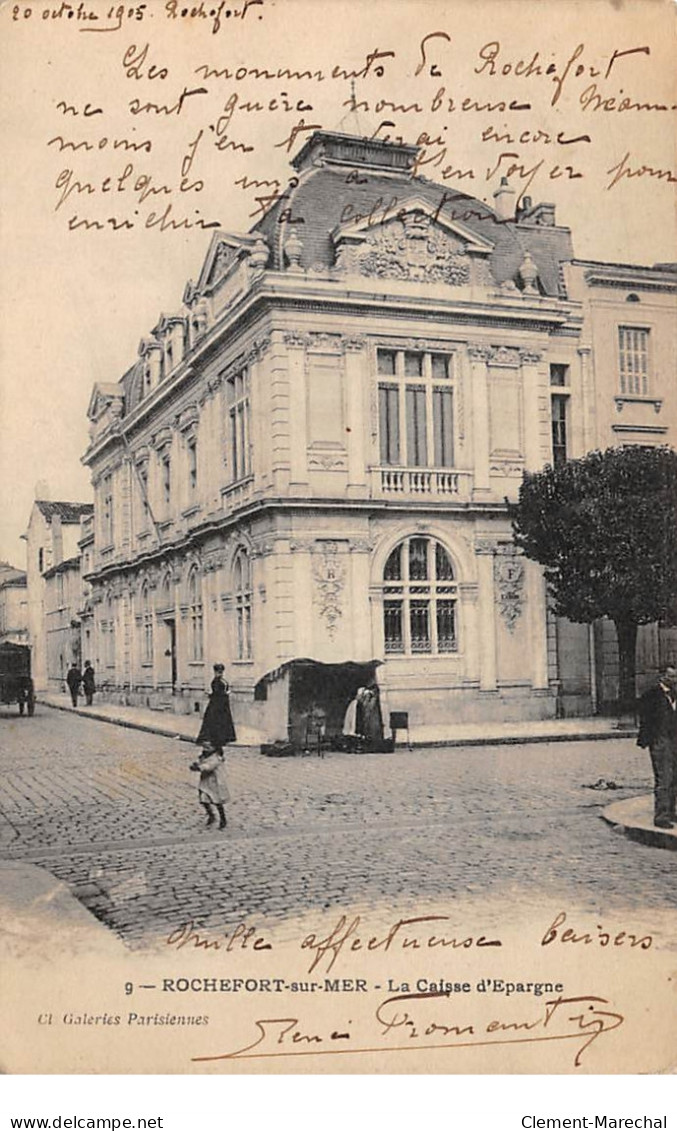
[1,705,675,948]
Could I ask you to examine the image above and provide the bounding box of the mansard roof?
[253,130,574,297]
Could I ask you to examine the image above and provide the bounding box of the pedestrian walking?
[196,663,237,753]
[637,665,677,829]
[82,661,96,706]
[65,663,82,708]
[190,741,229,829]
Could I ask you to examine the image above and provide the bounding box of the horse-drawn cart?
[0,642,35,716]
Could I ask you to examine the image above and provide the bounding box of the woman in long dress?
[196,663,237,753]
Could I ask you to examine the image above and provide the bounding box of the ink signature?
[191,991,624,1069]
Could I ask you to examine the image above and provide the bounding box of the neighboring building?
[556,260,677,712]
[0,563,28,645]
[44,556,86,692]
[23,499,94,689]
[82,129,593,738]
[78,511,95,669]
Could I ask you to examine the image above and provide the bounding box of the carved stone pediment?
[196,230,270,295]
[87,383,124,423]
[332,197,494,286]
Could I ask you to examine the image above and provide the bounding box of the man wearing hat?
[637,665,677,829]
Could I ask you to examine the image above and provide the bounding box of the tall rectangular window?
[187,438,198,493]
[619,327,649,395]
[551,395,568,467]
[376,348,455,469]
[379,384,400,464]
[433,388,454,466]
[406,386,427,466]
[161,455,171,506]
[102,474,113,545]
[549,363,569,387]
[227,369,251,482]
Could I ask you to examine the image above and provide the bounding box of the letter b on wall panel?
[307,354,345,446]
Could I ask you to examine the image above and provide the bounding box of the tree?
[508,445,677,715]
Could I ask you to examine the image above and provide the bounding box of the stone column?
[520,350,546,472]
[525,559,549,690]
[458,582,480,683]
[578,346,594,454]
[476,542,497,691]
[349,540,372,660]
[343,338,368,496]
[281,333,305,493]
[290,541,314,656]
[468,345,491,498]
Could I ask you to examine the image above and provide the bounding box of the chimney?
[493,177,516,221]
[52,514,63,566]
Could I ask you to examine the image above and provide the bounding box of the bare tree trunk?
[614,619,638,720]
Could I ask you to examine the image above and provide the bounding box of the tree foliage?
[509,445,677,627]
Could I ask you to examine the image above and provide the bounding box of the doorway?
[163,618,177,692]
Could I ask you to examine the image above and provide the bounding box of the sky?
[1,0,675,566]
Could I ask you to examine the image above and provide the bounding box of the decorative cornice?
[467,343,492,361]
[151,427,174,452]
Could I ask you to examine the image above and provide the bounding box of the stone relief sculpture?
[494,553,525,632]
[358,213,472,285]
[312,541,346,639]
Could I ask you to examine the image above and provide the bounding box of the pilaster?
[468,344,491,497]
[475,542,497,691]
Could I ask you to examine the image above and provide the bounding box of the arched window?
[141,582,153,665]
[188,568,203,661]
[233,549,252,661]
[382,536,457,655]
[158,574,172,615]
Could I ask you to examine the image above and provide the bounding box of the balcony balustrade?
[373,466,472,498]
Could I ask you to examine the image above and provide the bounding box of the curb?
[404,729,636,750]
[39,699,634,751]
[39,699,197,745]
[600,796,677,852]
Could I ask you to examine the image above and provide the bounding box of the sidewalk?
[38,692,636,749]
[601,795,677,852]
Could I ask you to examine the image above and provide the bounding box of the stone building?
[43,555,86,692]
[555,259,677,712]
[0,563,28,645]
[81,129,594,740]
[23,499,94,690]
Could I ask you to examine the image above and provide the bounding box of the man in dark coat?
[66,663,82,707]
[637,665,677,829]
[82,661,96,706]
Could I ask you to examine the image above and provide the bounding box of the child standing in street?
[190,741,229,829]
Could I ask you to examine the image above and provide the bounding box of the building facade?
[23,500,94,690]
[81,131,596,739]
[555,259,677,712]
[0,563,28,645]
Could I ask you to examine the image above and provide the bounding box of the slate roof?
[252,132,574,297]
[35,501,94,524]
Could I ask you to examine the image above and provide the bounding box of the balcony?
[221,474,255,513]
[372,467,472,498]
